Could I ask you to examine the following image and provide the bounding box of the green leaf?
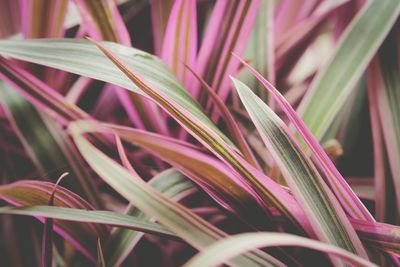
[89,40,308,233]
[69,121,283,267]
[105,123,267,226]
[232,78,367,261]
[0,38,308,233]
[0,81,102,208]
[0,38,232,146]
[106,169,195,266]
[239,0,275,101]
[0,206,175,239]
[184,233,376,267]
[297,0,400,140]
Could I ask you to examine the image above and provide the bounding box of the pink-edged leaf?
[275,0,349,69]
[0,38,232,147]
[104,123,271,228]
[42,173,68,267]
[186,65,260,169]
[161,0,197,89]
[367,30,400,223]
[150,0,175,55]
[20,0,68,39]
[0,180,107,262]
[115,127,400,258]
[0,57,108,147]
[0,80,102,208]
[91,40,314,236]
[184,232,376,267]
[235,55,374,222]
[69,121,283,267]
[233,78,368,261]
[73,0,130,45]
[0,0,20,38]
[0,205,176,239]
[240,0,275,104]
[351,219,400,254]
[106,169,196,267]
[0,57,90,125]
[193,0,260,114]
[296,0,400,141]
[367,62,392,222]
[74,1,167,134]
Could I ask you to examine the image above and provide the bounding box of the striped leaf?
[297,0,400,140]
[232,78,367,262]
[184,233,376,267]
[106,169,195,266]
[0,180,107,261]
[69,121,283,267]
[161,0,197,89]
[0,38,232,146]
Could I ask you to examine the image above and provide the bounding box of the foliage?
[0,0,399,266]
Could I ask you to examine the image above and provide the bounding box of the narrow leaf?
[0,38,232,145]
[105,123,270,227]
[90,40,311,234]
[297,0,400,140]
[73,0,130,44]
[184,233,376,267]
[20,0,68,39]
[150,0,174,55]
[69,121,283,267]
[235,56,373,221]
[370,31,400,222]
[161,0,197,89]
[193,0,261,115]
[106,169,196,267]
[0,80,101,208]
[42,173,67,267]
[233,78,367,260]
[97,239,106,267]
[0,206,176,239]
[0,180,106,261]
